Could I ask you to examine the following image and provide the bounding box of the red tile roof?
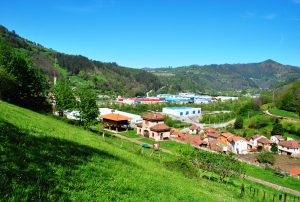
[257,137,273,144]
[189,136,203,146]
[289,168,300,176]
[208,133,220,138]
[279,140,300,149]
[142,113,164,121]
[221,132,234,139]
[170,128,184,137]
[150,123,171,132]
[229,136,246,142]
[101,113,131,121]
[205,128,217,133]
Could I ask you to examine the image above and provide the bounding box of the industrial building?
[162,106,201,117]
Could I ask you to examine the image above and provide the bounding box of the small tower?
[53,68,58,85]
[53,58,58,85]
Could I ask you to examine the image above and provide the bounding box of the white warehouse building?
[162,107,201,117]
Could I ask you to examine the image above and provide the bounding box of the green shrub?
[256,152,275,165]
[249,116,272,129]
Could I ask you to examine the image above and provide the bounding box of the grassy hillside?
[0,25,162,96]
[0,101,249,201]
[148,60,300,94]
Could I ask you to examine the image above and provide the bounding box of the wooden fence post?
[273,194,275,202]
[283,193,286,202]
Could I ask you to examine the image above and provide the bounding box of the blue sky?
[1,0,300,68]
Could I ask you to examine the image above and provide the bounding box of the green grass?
[243,163,300,192]
[269,108,299,119]
[56,64,68,78]
[120,130,139,138]
[0,101,298,201]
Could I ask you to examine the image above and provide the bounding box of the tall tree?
[0,40,49,111]
[234,116,243,129]
[271,119,284,135]
[77,88,99,127]
[53,79,75,116]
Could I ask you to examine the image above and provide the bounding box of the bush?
[249,116,272,129]
[271,144,278,153]
[234,116,243,129]
[256,152,275,165]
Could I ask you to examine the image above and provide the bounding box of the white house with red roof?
[270,135,285,144]
[228,136,248,154]
[278,139,300,156]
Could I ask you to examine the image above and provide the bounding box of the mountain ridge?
[1,24,299,95]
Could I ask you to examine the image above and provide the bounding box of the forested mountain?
[1,25,299,96]
[0,25,162,96]
[146,60,300,94]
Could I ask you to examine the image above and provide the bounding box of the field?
[269,108,299,119]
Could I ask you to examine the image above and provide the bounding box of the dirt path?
[264,110,299,121]
[110,131,300,196]
[244,176,300,196]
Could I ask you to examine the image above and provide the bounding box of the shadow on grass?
[0,120,129,201]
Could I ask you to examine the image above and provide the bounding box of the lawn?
[269,108,299,119]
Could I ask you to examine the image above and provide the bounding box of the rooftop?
[150,123,171,132]
[101,113,132,121]
[142,113,164,121]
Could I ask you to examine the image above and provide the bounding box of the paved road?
[110,131,300,196]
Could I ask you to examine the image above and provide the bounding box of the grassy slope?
[269,108,299,119]
[0,101,258,201]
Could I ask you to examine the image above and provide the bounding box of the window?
[193,110,195,114]
[186,111,189,115]
[180,112,183,116]
[198,110,200,114]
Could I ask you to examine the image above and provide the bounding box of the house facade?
[270,135,284,144]
[136,113,171,141]
[278,139,300,156]
[229,136,248,154]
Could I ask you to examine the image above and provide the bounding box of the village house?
[270,135,285,144]
[189,124,202,135]
[248,134,261,149]
[257,137,274,151]
[136,113,171,141]
[278,139,300,156]
[228,136,248,154]
[205,128,220,141]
